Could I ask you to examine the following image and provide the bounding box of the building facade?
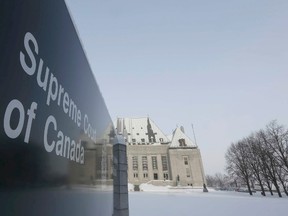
[115,117,206,187]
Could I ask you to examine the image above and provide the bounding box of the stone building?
[115,117,206,187]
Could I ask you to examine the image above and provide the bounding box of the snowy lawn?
[129,188,287,216]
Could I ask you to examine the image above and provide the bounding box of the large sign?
[0,1,115,215]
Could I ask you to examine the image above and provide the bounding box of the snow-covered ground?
[129,184,287,216]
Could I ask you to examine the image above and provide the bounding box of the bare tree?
[206,175,216,188]
[257,130,282,197]
[226,141,253,195]
[225,120,288,198]
[265,121,288,173]
[245,134,266,196]
[264,121,288,195]
[206,173,235,189]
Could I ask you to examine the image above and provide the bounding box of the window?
[153,173,158,180]
[132,138,136,145]
[142,156,148,171]
[132,156,138,171]
[186,168,191,178]
[161,156,168,171]
[141,138,145,144]
[143,173,148,178]
[133,173,138,178]
[183,156,189,165]
[178,138,187,146]
[159,138,164,143]
[152,156,158,170]
[163,173,169,180]
[136,133,139,135]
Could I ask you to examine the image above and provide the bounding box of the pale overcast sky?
[65,0,288,175]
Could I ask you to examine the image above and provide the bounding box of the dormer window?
[178,138,187,147]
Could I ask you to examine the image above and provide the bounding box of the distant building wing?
[170,127,197,148]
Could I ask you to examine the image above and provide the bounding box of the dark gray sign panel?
[0,0,115,215]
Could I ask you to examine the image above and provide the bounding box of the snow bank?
[129,190,288,216]
[139,183,172,192]
[136,183,216,193]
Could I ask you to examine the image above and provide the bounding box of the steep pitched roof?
[115,117,169,144]
[170,127,196,148]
